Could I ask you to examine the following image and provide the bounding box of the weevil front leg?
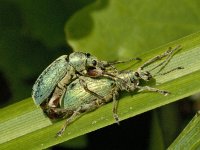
[87,68,128,87]
[140,45,181,70]
[56,100,105,137]
[106,57,141,66]
[154,66,184,77]
[94,58,141,74]
[136,85,170,96]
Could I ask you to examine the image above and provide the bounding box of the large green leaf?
[66,0,200,60]
[14,0,94,48]
[168,111,200,150]
[0,32,200,149]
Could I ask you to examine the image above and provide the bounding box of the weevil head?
[135,69,152,81]
[69,52,104,75]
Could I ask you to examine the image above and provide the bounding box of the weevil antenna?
[140,45,182,72]
[153,66,184,77]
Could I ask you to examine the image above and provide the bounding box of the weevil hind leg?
[56,107,82,137]
[56,100,105,137]
[136,85,170,96]
[112,91,120,124]
[109,86,120,124]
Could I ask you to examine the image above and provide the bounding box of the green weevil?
[42,46,183,136]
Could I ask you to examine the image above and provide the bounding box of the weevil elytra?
[41,46,183,137]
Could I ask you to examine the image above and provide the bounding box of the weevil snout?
[137,70,152,81]
[141,71,152,81]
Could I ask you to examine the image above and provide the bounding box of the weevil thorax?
[116,71,139,91]
[69,52,87,74]
[69,52,104,76]
[116,69,152,91]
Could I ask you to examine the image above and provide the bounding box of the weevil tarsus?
[136,85,170,96]
[112,87,120,124]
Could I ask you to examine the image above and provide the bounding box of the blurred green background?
[0,0,200,149]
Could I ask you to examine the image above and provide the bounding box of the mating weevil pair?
[32,51,133,108]
[32,45,183,137]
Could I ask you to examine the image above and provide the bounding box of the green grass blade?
[1,32,200,149]
[167,112,200,150]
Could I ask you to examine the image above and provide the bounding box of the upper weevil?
[32,52,139,107]
[41,46,183,136]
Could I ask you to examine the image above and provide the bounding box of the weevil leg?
[56,100,105,137]
[154,66,184,77]
[56,107,82,137]
[136,85,170,96]
[48,85,67,108]
[79,77,106,101]
[58,87,67,107]
[49,73,78,107]
[48,107,73,119]
[112,87,120,124]
[55,72,78,106]
[107,57,141,66]
[102,58,141,74]
[101,72,129,89]
[140,45,182,70]
[154,46,182,73]
[81,100,105,112]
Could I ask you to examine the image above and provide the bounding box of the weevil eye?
[143,71,152,81]
[92,60,97,66]
[145,71,151,77]
[134,72,139,77]
[86,53,91,58]
[146,72,152,80]
[130,77,135,83]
